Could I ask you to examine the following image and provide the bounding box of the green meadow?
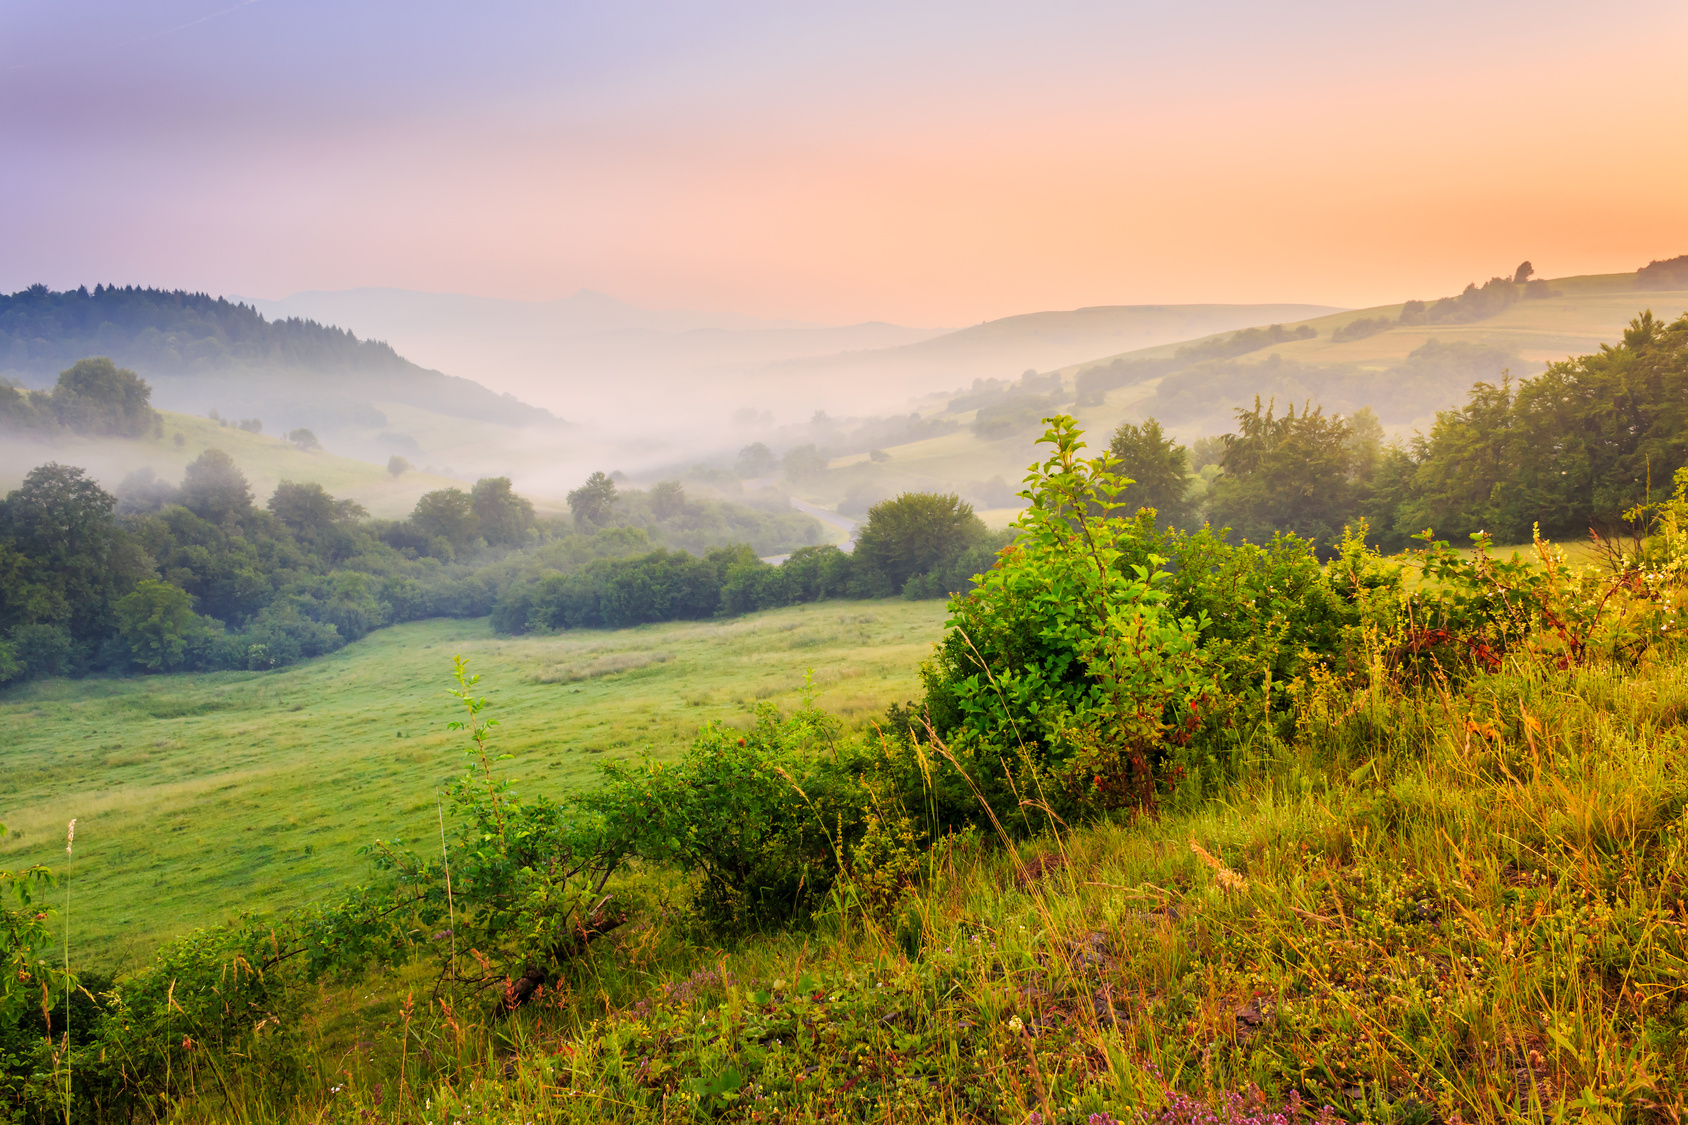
[0,600,947,967]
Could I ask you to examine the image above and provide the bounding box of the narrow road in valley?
[760,498,858,564]
[788,498,858,548]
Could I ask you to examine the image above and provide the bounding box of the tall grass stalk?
[62,817,74,1125]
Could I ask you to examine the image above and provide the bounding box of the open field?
[0,600,948,966]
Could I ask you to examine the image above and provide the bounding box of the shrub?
[112,579,214,671]
[852,492,994,596]
[918,417,1212,823]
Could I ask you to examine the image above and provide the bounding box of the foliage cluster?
[0,455,646,682]
[0,443,859,683]
[1369,310,1688,545]
[0,358,159,437]
[492,492,1011,635]
[1637,252,1688,289]
[1173,322,1316,363]
[1109,309,1688,559]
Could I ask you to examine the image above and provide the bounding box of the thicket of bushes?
[0,360,1004,680]
[0,358,159,437]
[0,456,830,688]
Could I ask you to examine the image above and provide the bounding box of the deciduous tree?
[1106,417,1196,528]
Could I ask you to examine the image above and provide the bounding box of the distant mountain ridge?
[0,285,557,450]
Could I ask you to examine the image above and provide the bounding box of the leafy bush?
[918,418,1212,823]
[589,697,864,933]
[851,492,996,597]
[48,358,160,437]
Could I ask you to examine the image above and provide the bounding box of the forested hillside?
[0,285,556,460]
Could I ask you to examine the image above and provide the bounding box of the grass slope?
[0,408,465,518]
[0,600,946,966]
[1096,271,1688,371]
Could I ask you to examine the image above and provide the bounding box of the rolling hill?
[766,262,1688,524]
[238,289,1341,446]
[743,301,1344,411]
[1065,265,1688,438]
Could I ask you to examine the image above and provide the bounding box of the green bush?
[918,417,1211,824]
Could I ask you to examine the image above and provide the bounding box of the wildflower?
[1007,1014,1025,1034]
[66,819,76,855]
[1190,837,1247,892]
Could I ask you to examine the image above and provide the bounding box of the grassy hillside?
[0,407,464,518]
[12,412,1688,1123]
[0,600,946,965]
[1134,270,1688,370]
[736,303,1341,418]
[39,621,1688,1123]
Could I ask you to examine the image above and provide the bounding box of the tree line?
[0,444,1005,681]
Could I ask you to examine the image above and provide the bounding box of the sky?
[4,0,1687,327]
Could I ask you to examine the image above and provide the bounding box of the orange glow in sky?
[4,1,1686,324]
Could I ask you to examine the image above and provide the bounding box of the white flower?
[1007,1015,1025,1034]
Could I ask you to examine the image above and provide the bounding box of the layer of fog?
[238,287,1342,493]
